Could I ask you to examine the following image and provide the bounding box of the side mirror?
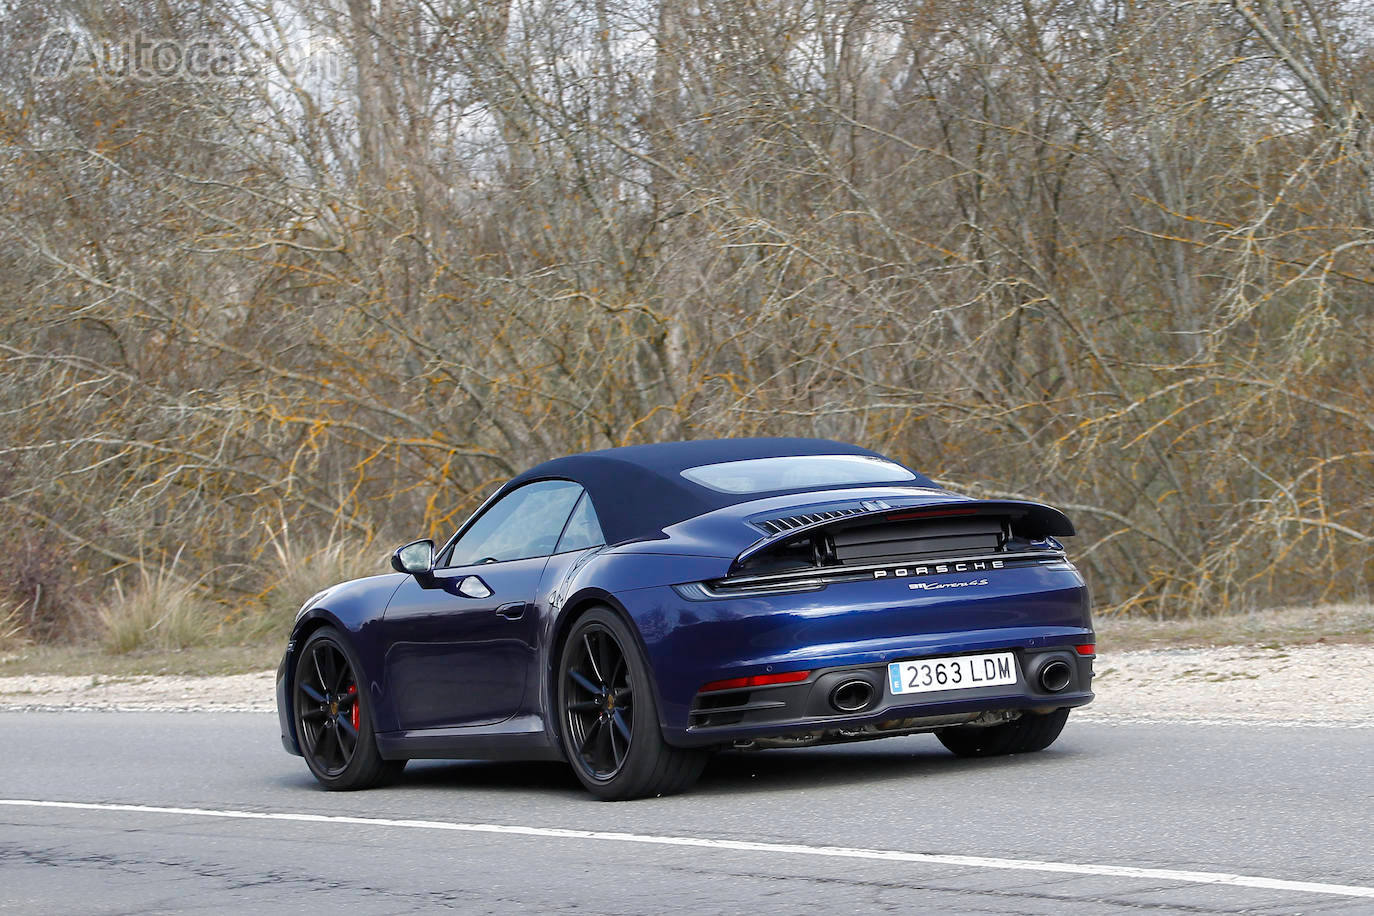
[390,539,435,576]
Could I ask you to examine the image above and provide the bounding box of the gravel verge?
[0,671,277,714]
[1076,644,1374,727]
[2,645,1370,726]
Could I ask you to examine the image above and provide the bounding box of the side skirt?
[375,714,564,762]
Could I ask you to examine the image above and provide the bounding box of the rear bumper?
[667,644,1093,747]
[625,557,1094,743]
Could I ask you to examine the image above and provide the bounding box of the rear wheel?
[936,708,1071,758]
[558,607,707,800]
[293,627,405,790]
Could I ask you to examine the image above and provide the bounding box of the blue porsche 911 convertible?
[277,438,1094,799]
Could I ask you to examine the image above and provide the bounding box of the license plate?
[887,652,1018,695]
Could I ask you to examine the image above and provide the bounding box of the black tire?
[936,708,1071,758]
[557,607,707,800]
[293,627,405,790]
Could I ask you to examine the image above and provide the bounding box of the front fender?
[277,573,408,750]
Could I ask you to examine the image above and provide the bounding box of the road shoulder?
[3,644,1371,725]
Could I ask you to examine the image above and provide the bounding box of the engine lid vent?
[754,507,863,534]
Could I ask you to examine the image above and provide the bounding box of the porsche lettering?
[873,559,1004,579]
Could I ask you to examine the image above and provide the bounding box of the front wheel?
[293,627,405,790]
[936,708,1071,758]
[557,607,707,800]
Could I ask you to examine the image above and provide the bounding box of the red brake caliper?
[349,685,359,731]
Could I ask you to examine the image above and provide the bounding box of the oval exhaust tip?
[830,679,875,713]
[1038,660,1073,693]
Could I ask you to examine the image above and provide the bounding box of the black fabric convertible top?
[497,438,937,545]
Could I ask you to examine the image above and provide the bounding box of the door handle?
[495,602,525,620]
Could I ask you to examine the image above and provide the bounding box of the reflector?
[700,670,811,692]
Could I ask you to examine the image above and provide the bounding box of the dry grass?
[225,530,388,645]
[0,531,391,674]
[0,601,27,652]
[98,564,217,654]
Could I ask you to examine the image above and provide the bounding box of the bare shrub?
[0,0,1369,628]
[0,531,91,644]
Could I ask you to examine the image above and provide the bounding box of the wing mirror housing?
[391,539,435,577]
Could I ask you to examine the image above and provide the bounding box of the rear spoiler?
[735,499,1074,568]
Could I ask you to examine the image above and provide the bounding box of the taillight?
[700,670,811,693]
[1075,644,1095,656]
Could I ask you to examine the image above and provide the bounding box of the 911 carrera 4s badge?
[907,578,990,590]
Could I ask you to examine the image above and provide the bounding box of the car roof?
[497,437,936,545]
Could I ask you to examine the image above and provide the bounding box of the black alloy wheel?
[558,607,707,800]
[563,622,636,779]
[293,627,404,790]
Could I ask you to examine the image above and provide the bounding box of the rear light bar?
[700,670,811,693]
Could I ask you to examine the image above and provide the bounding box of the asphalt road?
[1,712,1371,914]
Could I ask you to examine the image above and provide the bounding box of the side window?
[555,492,605,554]
[448,480,583,567]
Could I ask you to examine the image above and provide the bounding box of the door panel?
[381,556,545,730]
[379,479,589,732]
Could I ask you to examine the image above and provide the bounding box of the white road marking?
[3,798,1372,899]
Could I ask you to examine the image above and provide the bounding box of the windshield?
[680,455,917,494]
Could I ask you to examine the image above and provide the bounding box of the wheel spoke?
[316,723,339,766]
[332,659,352,694]
[611,708,632,743]
[332,726,350,767]
[335,716,358,759]
[567,699,601,713]
[595,715,615,770]
[583,633,604,683]
[569,670,601,696]
[578,717,604,757]
[311,650,328,695]
[299,682,325,704]
[300,707,327,720]
[597,635,617,688]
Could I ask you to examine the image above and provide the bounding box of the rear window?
[680,455,916,494]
